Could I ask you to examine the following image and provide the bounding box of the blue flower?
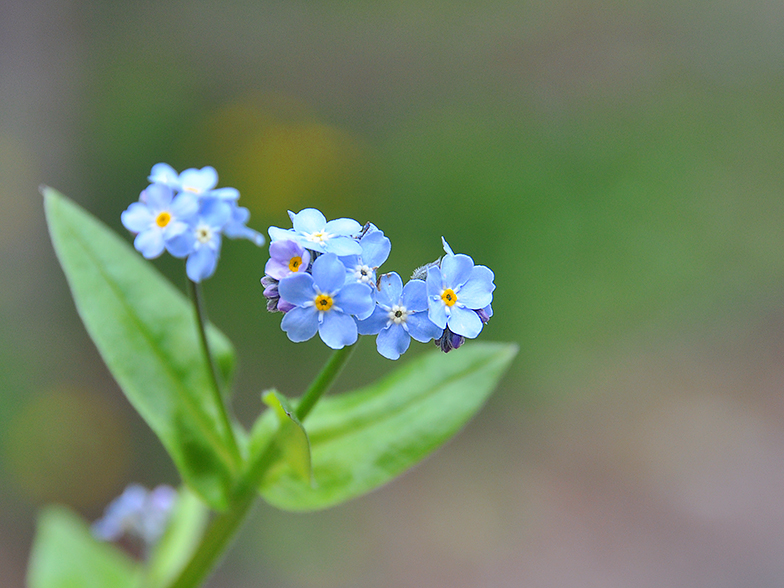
[265,239,311,280]
[278,253,374,349]
[148,163,239,200]
[121,184,198,259]
[92,484,177,548]
[426,239,495,338]
[125,164,264,281]
[268,208,362,256]
[339,223,391,290]
[358,273,443,360]
[167,199,232,283]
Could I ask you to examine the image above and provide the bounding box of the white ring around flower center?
[354,264,373,283]
[196,224,213,244]
[387,304,409,325]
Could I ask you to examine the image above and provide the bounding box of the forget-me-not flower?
[278,253,373,349]
[269,208,362,256]
[265,239,311,280]
[168,199,232,283]
[339,224,391,289]
[121,184,198,259]
[357,272,443,360]
[426,239,495,339]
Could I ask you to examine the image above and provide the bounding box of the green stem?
[166,343,357,588]
[188,278,241,466]
[295,343,357,421]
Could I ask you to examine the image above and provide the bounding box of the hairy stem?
[166,343,357,588]
[189,278,241,466]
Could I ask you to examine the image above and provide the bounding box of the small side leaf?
[44,188,239,509]
[144,487,210,588]
[262,390,313,485]
[27,506,141,588]
[260,342,517,511]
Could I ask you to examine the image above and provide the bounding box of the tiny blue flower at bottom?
[92,484,177,549]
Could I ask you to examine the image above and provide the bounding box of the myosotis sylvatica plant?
[29,163,517,588]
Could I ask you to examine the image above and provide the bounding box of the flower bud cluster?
[121,164,264,282]
[262,209,495,359]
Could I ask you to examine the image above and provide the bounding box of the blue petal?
[269,226,296,242]
[376,325,410,360]
[278,273,316,307]
[378,272,403,303]
[441,237,455,256]
[400,279,428,312]
[359,230,391,267]
[427,294,448,330]
[200,198,232,228]
[291,208,326,234]
[166,230,194,258]
[319,311,358,349]
[121,202,153,233]
[426,266,444,297]
[134,229,165,259]
[186,246,218,282]
[210,187,240,200]
[407,312,444,343]
[456,265,495,309]
[281,306,319,342]
[311,253,346,293]
[171,192,199,219]
[356,306,388,335]
[441,253,474,288]
[162,219,189,241]
[148,163,179,187]
[179,167,218,193]
[324,217,361,237]
[145,184,175,210]
[324,236,362,256]
[335,282,374,318]
[447,305,483,338]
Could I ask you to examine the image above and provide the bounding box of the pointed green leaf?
[144,487,210,588]
[27,506,141,588]
[260,342,517,511]
[262,390,313,484]
[44,188,239,509]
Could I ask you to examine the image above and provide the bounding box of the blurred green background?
[3,0,784,586]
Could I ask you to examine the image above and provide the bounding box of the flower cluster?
[262,209,495,359]
[92,484,177,553]
[121,164,264,282]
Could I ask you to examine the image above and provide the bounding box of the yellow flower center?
[315,293,333,312]
[289,256,303,273]
[306,231,330,245]
[441,288,457,307]
[155,211,172,228]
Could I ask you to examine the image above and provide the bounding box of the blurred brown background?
[3,0,784,586]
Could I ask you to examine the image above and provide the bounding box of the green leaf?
[262,390,313,484]
[27,506,141,588]
[144,487,210,588]
[44,188,239,509]
[260,342,517,511]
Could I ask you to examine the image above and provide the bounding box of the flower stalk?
[166,344,356,588]
[189,278,241,467]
